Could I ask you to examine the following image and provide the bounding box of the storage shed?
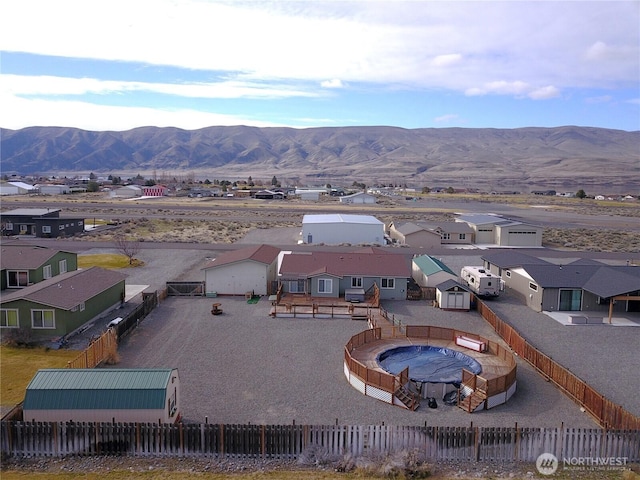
[23,368,181,423]
[435,280,471,311]
[301,214,385,245]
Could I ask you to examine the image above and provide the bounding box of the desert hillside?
[1,125,638,191]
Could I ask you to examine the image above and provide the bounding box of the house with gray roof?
[456,213,542,247]
[412,255,458,288]
[279,250,412,300]
[0,267,126,338]
[201,244,280,296]
[497,258,640,315]
[1,243,78,290]
[23,368,181,423]
[481,251,551,276]
[1,208,84,238]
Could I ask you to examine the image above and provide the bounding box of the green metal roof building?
[411,255,458,288]
[23,368,181,424]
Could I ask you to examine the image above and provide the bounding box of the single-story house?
[427,222,474,245]
[0,266,126,338]
[36,184,71,195]
[456,214,543,247]
[110,185,143,198]
[254,189,285,200]
[23,368,181,423]
[301,214,385,245]
[0,208,84,238]
[484,253,640,314]
[387,222,441,248]
[0,182,36,196]
[339,192,376,204]
[202,244,280,296]
[481,251,551,277]
[412,255,458,288]
[435,279,471,311]
[278,250,412,300]
[1,243,78,290]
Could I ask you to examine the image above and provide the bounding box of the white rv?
[460,266,504,298]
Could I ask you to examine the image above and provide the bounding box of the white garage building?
[301,214,385,245]
[201,244,280,296]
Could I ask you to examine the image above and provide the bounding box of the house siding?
[205,262,270,296]
[1,281,124,337]
[302,222,384,245]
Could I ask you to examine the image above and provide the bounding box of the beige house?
[388,222,441,248]
[456,214,543,247]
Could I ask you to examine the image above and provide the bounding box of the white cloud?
[1,0,638,93]
[528,86,560,100]
[0,93,287,131]
[431,54,462,67]
[321,79,344,89]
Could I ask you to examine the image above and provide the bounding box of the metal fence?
[1,422,638,462]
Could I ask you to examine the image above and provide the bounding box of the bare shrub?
[2,326,35,347]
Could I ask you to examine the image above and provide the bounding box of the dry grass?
[0,346,80,406]
[543,228,640,253]
[78,254,142,269]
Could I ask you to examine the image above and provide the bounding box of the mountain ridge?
[1,125,638,191]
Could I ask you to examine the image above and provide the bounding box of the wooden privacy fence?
[1,422,638,462]
[476,300,640,430]
[66,329,117,369]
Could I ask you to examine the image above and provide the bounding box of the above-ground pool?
[376,345,482,384]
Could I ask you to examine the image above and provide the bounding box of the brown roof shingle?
[202,244,280,270]
[279,251,411,278]
[0,267,126,310]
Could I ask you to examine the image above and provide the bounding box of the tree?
[575,189,587,199]
[446,186,455,194]
[87,181,100,192]
[271,175,278,186]
[421,186,431,194]
[89,172,97,180]
[114,234,141,265]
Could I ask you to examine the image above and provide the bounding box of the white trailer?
[460,266,503,298]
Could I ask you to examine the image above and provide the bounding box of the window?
[43,265,52,279]
[5,222,13,230]
[7,270,29,288]
[441,233,450,240]
[59,259,67,274]
[79,302,85,311]
[529,282,538,292]
[317,278,333,293]
[459,233,466,240]
[288,280,305,293]
[59,225,64,230]
[351,277,363,288]
[0,310,19,328]
[42,225,51,233]
[559,289,582,311]
[505,270,511,278]
[381,278,395,289]
[168,387,177,417]
[20,225,28,233]
[32,310,55,329]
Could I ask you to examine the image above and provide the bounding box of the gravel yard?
[108,291,596,428]
[73,244,637,428]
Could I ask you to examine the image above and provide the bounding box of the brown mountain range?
[1,125,638,191]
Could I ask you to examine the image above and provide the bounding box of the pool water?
[376,345,482,384]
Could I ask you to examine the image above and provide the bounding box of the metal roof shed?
[301,214,385,245]
[23,368,181,423]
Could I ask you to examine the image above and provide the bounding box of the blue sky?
[1,0,638,132]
